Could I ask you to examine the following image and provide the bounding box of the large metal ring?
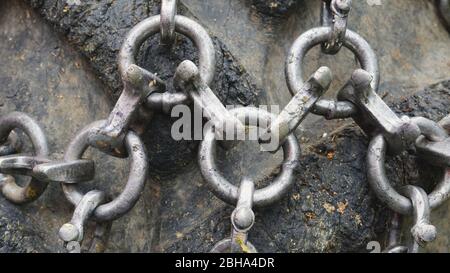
[0,112,49,204]
[61,120,148,222]
[367,134,450,215]
[118,14,215,86]
[286,27,379,119]
[198,107,300,207]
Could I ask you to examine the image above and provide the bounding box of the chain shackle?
[88,12,216,155]
[401,185,437,250]
[0,112,49,204]
[367,116,450,216]
[382,190,436,255]
[383,187,438,253]
[286,27,379,120]
[62,120,148,222]
[118,15,216,85]
[321,0,352,54]
[338,69,421,154]
[174,60,245,141]
[59,190,111,253]
[199,107,300,208]
[160,0,177,46]
[88,65,165,157]
[259,66,332,152]
[211,179,258,253]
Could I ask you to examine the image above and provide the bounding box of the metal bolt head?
[314,66,333,90]
[351,69,373,89]
[411,223,437,246]
[125,64,144,85]
[59,223,80,242]
[232,207,255,231]
[334,0,352,13]
[399,116,421,146]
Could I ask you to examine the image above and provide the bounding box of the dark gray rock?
[26,0,259,105]
[251,0,300,16]
[0,0,448,252]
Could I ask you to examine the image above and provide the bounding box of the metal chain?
[0,0,450,253]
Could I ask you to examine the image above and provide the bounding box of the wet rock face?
[0,202,51,253]
[26,0,259,105]
[0,0,449,253]
[251,0,300,16]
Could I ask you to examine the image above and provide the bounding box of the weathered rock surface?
[0,0,449,253]
[251,0,300,16]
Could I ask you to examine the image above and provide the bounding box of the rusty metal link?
[438,0,450,31]
[0,112,49,204]
[88,12,216,156]
[58,190,112,253]
[199,107,300,207]
[321,0,352,54]
[286,27,379,120]
[62,120,148,222]
[211,179,258,253]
